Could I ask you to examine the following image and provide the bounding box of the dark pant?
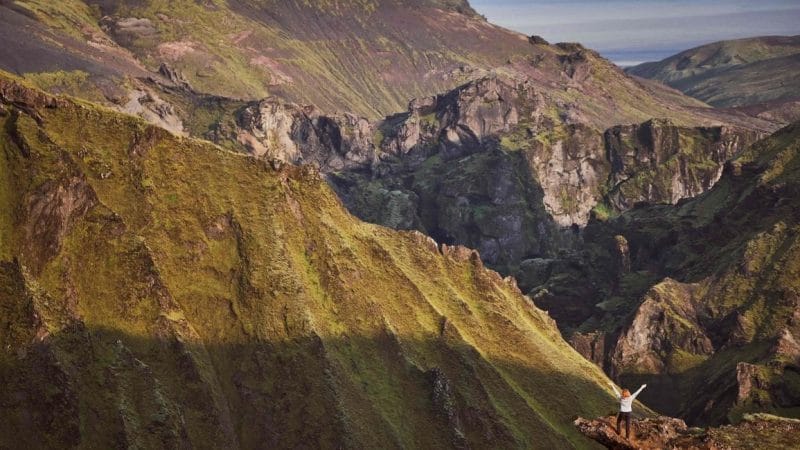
[616,412,631,437]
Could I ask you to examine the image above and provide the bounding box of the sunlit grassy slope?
[10,0,533,117]
[0,73,620,448]
[8,0,750,129]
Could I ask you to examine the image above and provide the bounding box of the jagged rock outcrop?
[22,176,98,275]
[574,415,689,450]
[331,78,757,270]
[121,86,186,136]
[230,76,760,274]
[736,363,767,404]
[610,279,714,376]
[604,119,761,210]
[235,99,377,171]
[570,331,606,367]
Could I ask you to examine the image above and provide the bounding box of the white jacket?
[611,384,646,412]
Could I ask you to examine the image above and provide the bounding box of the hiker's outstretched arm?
[631,384,647,399]
[609,382,621,399]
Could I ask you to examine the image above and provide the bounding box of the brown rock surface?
[574,415,690,450]
[577,414,800,450]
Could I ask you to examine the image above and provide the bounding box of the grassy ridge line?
[0,74,620,448]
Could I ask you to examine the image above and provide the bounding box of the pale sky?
[469,0,800,65]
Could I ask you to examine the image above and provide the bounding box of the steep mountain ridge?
[0,73,619,448]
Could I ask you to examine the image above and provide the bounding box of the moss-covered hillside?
[3,0,536,118]
[0,75,623,448]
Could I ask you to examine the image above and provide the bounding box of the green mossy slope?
[0,75,617,448]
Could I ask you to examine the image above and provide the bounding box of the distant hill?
[627,36,800,108]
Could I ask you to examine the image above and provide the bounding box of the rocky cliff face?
[234,99,379,171]
[604,119,761,211]
[530,122,800,425]
[228,76,762,273]
[609,279,715,377]
[0,75,622,448]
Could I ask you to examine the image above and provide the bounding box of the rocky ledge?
[575,414,800,449]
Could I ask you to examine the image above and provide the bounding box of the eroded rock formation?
[230,76,760,275]
[537,122,800,425]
